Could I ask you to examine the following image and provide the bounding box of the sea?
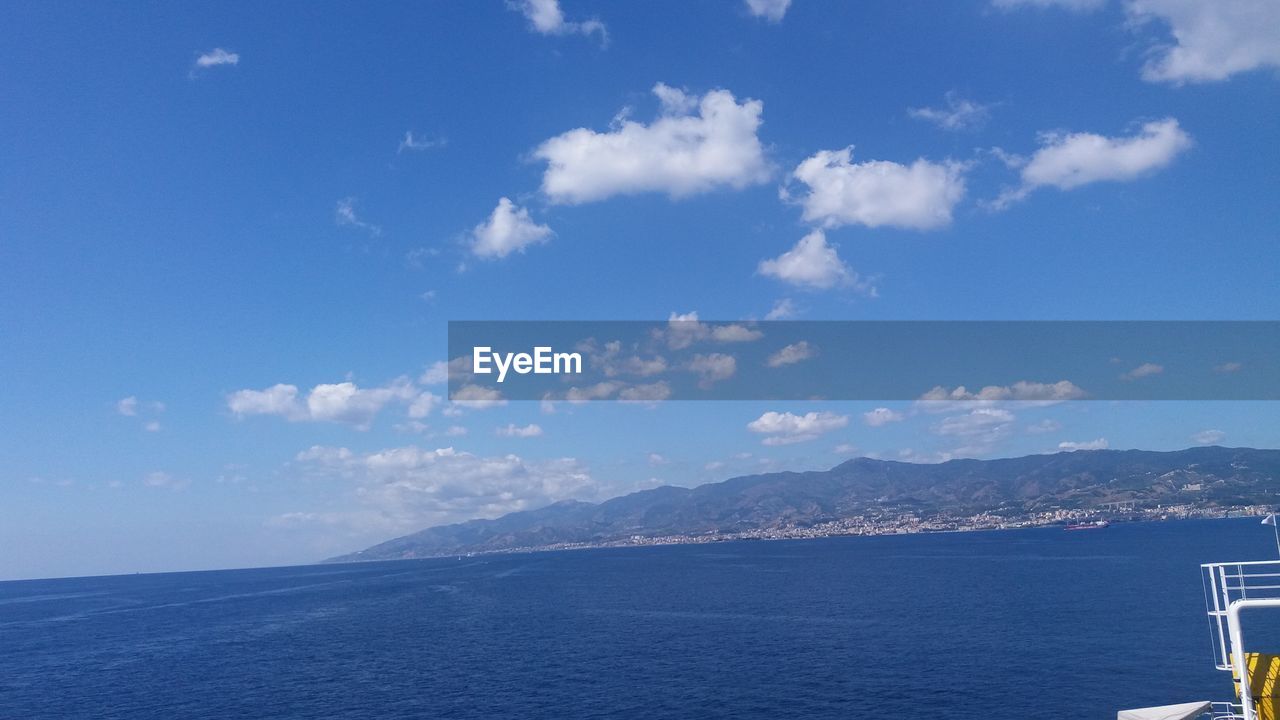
[3,517,1278,719]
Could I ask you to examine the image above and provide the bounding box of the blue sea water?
[3,518,1278,719]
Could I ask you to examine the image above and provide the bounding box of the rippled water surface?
[1,518,1271,719]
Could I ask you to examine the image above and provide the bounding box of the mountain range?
[325,446,1280,562]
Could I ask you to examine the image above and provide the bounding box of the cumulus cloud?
[420,361,450,385]
[758,230,871,292]
[575,339,670,378]
[786,147,966,230]
[1121,362,1164,380]
[711,324,764,343]
[336,197,382,236]
[512,0,608,44]
[450,384,506,410]
[1059,438,1109,451]
[993,119,1192,208]
[289,445,596,531]
[919,380,1087,405]
[534,83,770,204]
[767,341,816,367]
[863,407,905,426]
[744,0,791,22]
[764,298,799,320]
[470,197,553,259]
[1127,0,1280,84]
[688,353,737,388]
[497,423,544,438]
[227,379,419,430]
[618,381,672,403]
[747,410,849,445]
[908,93,994,131]
[654,313,764,350]
[1192,429,1226,445]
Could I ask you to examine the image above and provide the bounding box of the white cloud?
[1059,438,1109,451]
[1214,361,1244,374]
[290,445,596,531]
[767,341,816,367]
[863,407,905,427]
[711,324,764,343]
[227,379,419,430]
[420,361,450,385]
[647,453,668,466]
[470,197,553,259]
[618,381,672,403]
[335,197,382,236]
[935,408,1016,437]
[194,48,239,69]
[993,119,1191,207]
[744,0,791,22]
[919,380,1087,404]
[786,147,966,230]
[566,382,622,402]
[513,0,608,44]
[497,423,544,438]
[117,396,138,416]
[764,298,799,320]
[908,93,993,131]
[1127,0,1280,84]
[144,420,161,432]
[747,410,849,445]
[834,443,858,455]
[992,0,1106,10]
[1192,429,1227,445]
[688,353,737,387]
[758,230,869,291]
[398,131,445,153]
[576,340,670,378]
[450,385,506,410]
[1122,362,1164,380]
[1026,418,1063,434]
[228,383,303,418]
[143,471,186,489]
[408,392,442,419]
[534,83,770,204]
[307,382,417,428]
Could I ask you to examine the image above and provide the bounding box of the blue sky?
[2,0,1278,580]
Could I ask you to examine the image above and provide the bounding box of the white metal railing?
[1210,701,1246,719]
[1203,561,1280,671]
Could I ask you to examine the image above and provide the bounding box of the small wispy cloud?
[744,0,791,23]
[908,92,993,131]
[1121,362,1164,381]
[397,131,446,154]
[336,197,382,237]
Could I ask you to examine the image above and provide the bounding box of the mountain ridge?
[325,446,1280,562]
